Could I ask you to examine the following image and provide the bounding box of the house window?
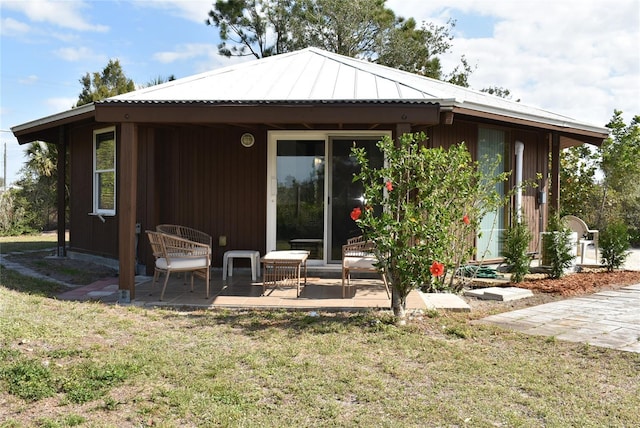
[477,127,506,259]
[93,127,116,215]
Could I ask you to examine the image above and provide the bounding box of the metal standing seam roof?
[105,47,608,135]
[14,47,608,136]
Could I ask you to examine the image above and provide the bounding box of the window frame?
[92,126,117,216]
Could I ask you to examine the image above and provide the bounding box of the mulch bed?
[516,270,640,296]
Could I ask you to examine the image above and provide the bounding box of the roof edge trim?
[442,100,609,136]
[11,103,95,134]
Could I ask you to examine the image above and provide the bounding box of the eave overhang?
[440,101,608,147]
[10,98,609,149]
[11,103,95,144]
[93,99,442,126]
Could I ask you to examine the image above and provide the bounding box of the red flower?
[430,261,445,277]
[385,180,393,191]
[463,214,470,225]
[350,207,362,221]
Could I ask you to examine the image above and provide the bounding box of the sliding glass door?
[274,140,325,259]
[267,131,389,264]
[328,138,383,261]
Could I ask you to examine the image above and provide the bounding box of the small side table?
[222,250,261,281]
[261,250,309,297]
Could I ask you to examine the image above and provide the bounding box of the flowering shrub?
[351,132,509,318]
[429,261,445,277]
[350,207,361,221]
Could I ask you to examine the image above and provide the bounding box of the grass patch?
[0,268,639,426]
[1,234,117,288]
[1,359,56,401]
[60,362,135,404]
[1,234,67,297]
[0,265,67,296]
[36,414,86,428]
[0,234,60,254]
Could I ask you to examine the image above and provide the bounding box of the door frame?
[266,130,391,264]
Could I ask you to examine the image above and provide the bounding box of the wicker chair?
[341,236,390,298]
[156,224,212,248]
[146,231,211,300]
[561,215,599,264]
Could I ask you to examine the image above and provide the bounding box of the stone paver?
[421,292,471,312]
[464,286,533,301]
[479,283,640,353]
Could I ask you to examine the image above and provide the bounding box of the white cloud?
[131,0,214,24]
[46,97,76,112]
[153,43,238,73]
[18,75,39,85]
[386,0,640,125]
[0,17,30,36]
[54,46,106,63]
[1,0,109,32]
[153,44,211,63]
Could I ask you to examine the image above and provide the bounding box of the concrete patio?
[56,268,430,311]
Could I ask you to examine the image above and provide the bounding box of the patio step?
[420,292,471,312]
[464,286,533,301]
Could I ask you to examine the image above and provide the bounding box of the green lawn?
[1,236,639,426]
[0,233,60,254]
[0,272,639,426]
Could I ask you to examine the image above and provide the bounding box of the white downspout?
[515,141,525,223]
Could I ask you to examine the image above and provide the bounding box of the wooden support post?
[550,133,561,215]
[57,127,67,257]
[118,123,138,302]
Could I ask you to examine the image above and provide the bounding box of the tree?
[12,142,59,231]
[290,0,395,58]
[480,86,520,102]
[206,0,295,58]
[9,61,137,235]
[75,59,135,107]
[206,0,471,83]
[376,17,463,81]
[144,75,176,88]
[559,110,640,245]
[0,188,35,236]
[351,133,508,321]
[559,144,599,225]
[598,111,640,227]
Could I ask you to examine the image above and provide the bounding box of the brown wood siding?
[65,117,548,269]
[68,124,119,258]
[425,121,479,154]
[424,122,549,259]
[422,122,481,258]
[137,125,267,269]
[512,129,549,254]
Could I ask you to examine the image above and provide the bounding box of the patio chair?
[561,215,599,264]
[146,231,211,300]
[156,224,212,248]
[342,235,390,298]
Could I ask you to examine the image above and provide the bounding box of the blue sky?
[1,0,639,186]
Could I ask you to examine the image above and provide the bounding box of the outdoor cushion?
[343,256,377,270]
[156,257,209,270]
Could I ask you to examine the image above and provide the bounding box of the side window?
[93,127,116,215]
[477,127,506,259]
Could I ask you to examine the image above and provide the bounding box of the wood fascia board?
[94,103,440,125]
[13,111,96,144]
[453,106,608,144]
